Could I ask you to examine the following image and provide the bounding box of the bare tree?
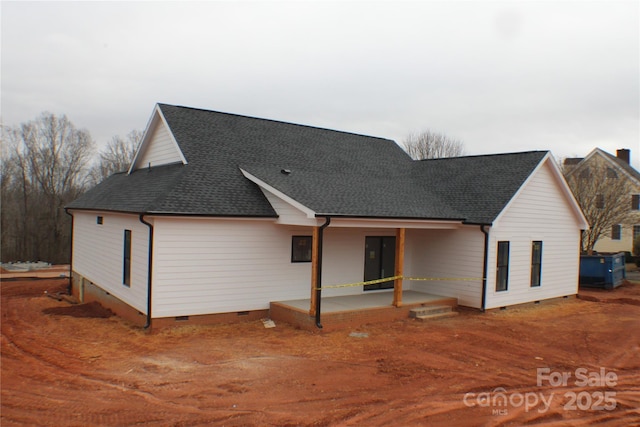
[23,113,94,200]
[564,163,634,253]
[402,130,465,160]
[1,131,25,261]
[87,130,142,186]
[1,112,95,263]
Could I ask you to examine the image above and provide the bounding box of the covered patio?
[270,290,457,332]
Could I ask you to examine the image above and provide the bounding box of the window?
[634,225,640,241]
[123,230,132,286]
[97,216,103,225]
[530,241,542,287]
[611,225,622,240]
[496,241,510,292]
[579,168,591,179]
[606,168,617,179]
[595,194,604,209]
[291,236,312,262]
[632,194,639,211]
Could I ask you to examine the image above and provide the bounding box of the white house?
[66,104,589,329]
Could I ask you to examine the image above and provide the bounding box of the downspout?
[64,208,74,295]
[315,216,331,329]
[139,215,154,329]
[480,224,490,312]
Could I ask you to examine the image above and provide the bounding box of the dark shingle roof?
[68,104,549,223]
[67,163,187,214]
[412,151,548,224]
[563,157,583,166]
[241,163,462,219]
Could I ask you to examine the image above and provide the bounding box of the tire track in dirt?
[3,277,639,426]
[2,341,212,425]
[1,284,221,425]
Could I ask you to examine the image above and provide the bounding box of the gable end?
[493,153,589,229]
[129,105,188,173]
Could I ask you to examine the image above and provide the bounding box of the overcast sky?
[2,1,639,168]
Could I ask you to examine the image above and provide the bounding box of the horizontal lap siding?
[152,221,399,316]
[72,212,149,312]
[595,217,640,253]
[322,228,396,297]
[152,218,313,317]
[406,228,484,308]
[486,161,582,309]
[594,235,629,253]
[137,121,182,168]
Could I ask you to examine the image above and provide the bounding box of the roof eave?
[66,206,278,219]
[315,213,467,222]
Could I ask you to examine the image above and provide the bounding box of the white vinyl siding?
[485,160,583,309]
[70,156,585,317]
[71,211,149,313]
[136,120,184,169]
[152,218,313,317]
[151,220,401,317]
[406,227,484,308]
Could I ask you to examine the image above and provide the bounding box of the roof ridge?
[417,150,548,162]
[596,148,640,181]
[157,103,397,143]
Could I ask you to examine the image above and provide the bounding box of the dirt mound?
[579,280,640,306]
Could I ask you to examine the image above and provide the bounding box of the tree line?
[12,110,627,265]
[1,110,466,265]
[1,112,140,264]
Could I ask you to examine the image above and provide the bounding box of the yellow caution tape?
[315,275,483,290]
[404,277,483,282]
[316,275,402,290]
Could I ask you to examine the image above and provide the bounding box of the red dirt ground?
[2,277,639,426]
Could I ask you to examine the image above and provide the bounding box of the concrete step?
[409,305,454,318]
[414,311,459,321]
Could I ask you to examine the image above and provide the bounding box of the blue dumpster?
[579,252,626,289]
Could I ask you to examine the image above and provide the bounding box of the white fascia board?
[127,105,158,174]
[127,104,188,174]
[491,157,541,227]
[493,153,589,229]
[327,217,464,229]
[156,106,188,166]
[545,153,589,229]
[239,168,316,219]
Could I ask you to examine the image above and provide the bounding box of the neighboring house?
[564,148,640,254]
[66,104,588,328]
